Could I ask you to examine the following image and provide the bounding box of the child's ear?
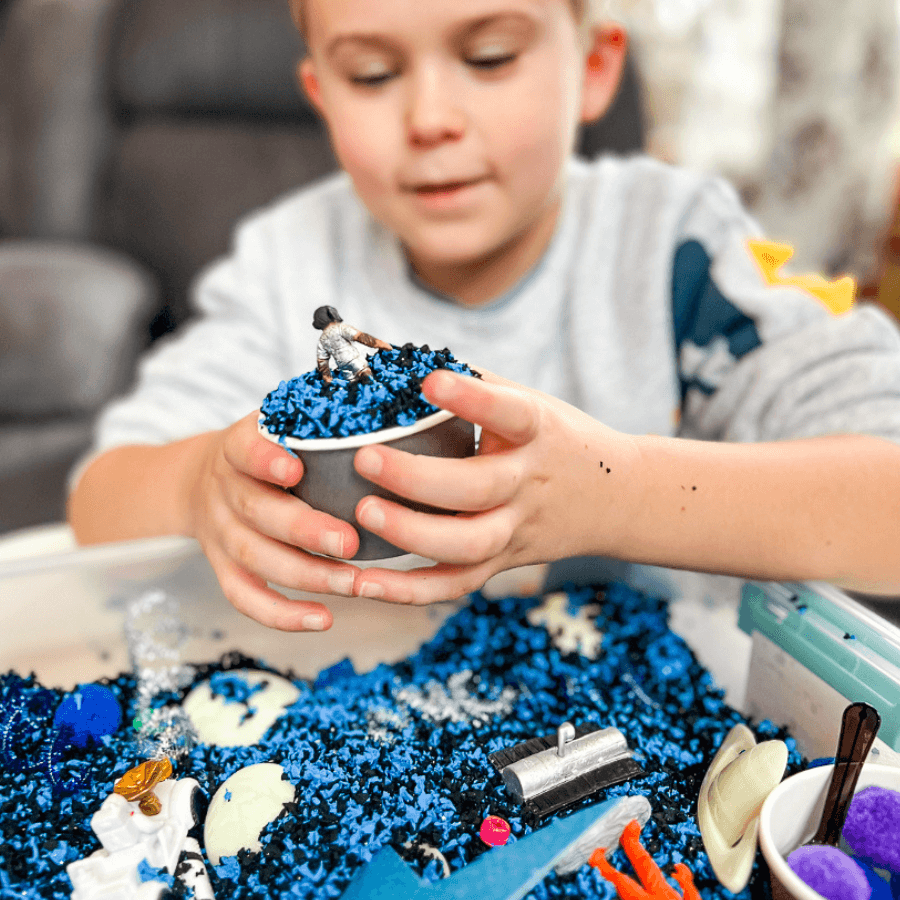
[580,24,628,123]
[288,0,303,31]
[297,57,324,115]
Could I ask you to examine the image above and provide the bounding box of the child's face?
[298,0,622,300]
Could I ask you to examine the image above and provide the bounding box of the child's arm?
[68,412,362,631]
[350,369,900,605]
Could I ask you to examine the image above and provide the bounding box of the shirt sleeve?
[88,214,290,454]
[672,178,900,446]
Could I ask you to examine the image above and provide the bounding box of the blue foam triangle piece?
[339,798,624,900]
[339,846,421,900]
[429,799,619,900]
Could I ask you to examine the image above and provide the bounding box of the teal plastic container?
[739,581,900,751]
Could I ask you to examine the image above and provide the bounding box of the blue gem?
[53,684,122,748]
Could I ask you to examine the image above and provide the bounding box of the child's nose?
[405,66,466,146]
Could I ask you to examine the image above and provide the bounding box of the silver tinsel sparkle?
[125,590,197,759]
[394,670,516,726]
[365,706,410,744]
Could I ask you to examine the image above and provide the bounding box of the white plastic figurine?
[67,758,214,900]
[313,305,392,383]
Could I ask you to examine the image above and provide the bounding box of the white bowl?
[258,409,475,560]
[758,762,900,900]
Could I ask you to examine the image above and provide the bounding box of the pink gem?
[480,815,511,847]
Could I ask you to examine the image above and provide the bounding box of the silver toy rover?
[489,722,646,818]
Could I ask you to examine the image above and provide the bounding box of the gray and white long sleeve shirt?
[88,155,900,459]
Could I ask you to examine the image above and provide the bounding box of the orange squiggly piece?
[588,819,702,900]
[671,863,701,900]
[589,847,652,900]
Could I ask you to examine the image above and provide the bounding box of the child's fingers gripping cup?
[258,325,478,560]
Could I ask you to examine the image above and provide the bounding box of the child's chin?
[402,230,511,274]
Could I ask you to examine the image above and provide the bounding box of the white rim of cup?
[257,407,456,452]
[758,767,832,900]
[758,763,900,900]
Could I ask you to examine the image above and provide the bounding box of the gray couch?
[0,0,645,532]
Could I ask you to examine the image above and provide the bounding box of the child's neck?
[407,198,561,308]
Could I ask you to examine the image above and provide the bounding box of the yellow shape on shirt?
[747,239,856,314]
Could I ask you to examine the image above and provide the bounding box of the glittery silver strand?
[622,671,661,710]
[394,670,516,726]
[365,707,410,744]
[125,589,190,665]
[125,590,197,759]
[134,705,197,760]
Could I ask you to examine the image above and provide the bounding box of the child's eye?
[467,53,517,70]
[350,71,396,87]
[347,59,397,87]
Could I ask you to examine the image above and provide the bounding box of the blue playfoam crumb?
[260,343,477,440]
[137,858,175,886]
[208,671,267,705]
[0,583,803,899]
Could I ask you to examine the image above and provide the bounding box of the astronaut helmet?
[312,306,342,330]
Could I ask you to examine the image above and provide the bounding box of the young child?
[68,0,900,631]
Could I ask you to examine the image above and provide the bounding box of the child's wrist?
[558,422,644,561]
[175,431,221,539]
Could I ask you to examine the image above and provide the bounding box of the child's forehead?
[301,0,578,39]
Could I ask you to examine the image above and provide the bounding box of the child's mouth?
[416,179,474,193]
[409,177,487,208]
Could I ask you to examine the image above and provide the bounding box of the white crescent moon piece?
[204,763,296,867]
[182,670,300,747]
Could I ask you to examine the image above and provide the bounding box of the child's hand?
[351,370,641,605]
[187,412,362,631]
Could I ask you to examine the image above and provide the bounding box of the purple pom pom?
[787,845,871,900]
[843,786,900,873]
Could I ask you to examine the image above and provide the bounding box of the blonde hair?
[291,0,613,43]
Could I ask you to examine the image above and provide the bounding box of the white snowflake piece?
[526,592,604,659]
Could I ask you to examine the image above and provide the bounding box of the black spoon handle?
[812,701,882,846]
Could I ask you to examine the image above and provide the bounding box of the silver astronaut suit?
[316,322,372,380]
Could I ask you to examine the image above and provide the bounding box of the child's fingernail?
[302,613,327,631]
[355,448,382,477]
[328,570,355,596]
[271,456,291,481]
[358,582,384,599]
[358,501,385,530]
[322,531,344,558]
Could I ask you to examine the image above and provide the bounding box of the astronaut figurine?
[66,758,214,900]
[313,306,392,383]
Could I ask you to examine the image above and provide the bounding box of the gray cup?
[258,410,476,560]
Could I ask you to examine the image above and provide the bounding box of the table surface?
[0,525,756,711]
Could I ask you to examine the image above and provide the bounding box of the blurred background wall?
[626,0,900,288]
[1,0,899,535]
